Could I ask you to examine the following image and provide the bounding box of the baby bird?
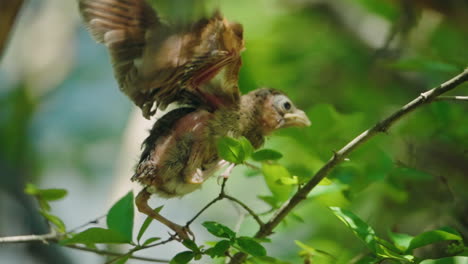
[78,0,311,240]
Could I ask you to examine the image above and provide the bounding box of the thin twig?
[0,213,107,243]
[223,194,264,227]
[104,247,138,264]
[185,178,228,227]
[139,236,176,250]
[233,210,246,234]
[221,163,236,178]
[104,247,142,264]
[244,162,261,171]
[0,233,171,263]
[66,245,170,263]
[103,234,176,263]
[67,214,107,234]
[0,231,59,244]
[435,95,468,102]
[229,69,468,264]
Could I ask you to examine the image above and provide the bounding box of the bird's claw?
[221,163,236,178]
[171,225,195,242]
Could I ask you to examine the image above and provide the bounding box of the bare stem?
[0,232,170,263]
[223,194,264,227]
[244,162,261,171]
[435,95,468,102]
[0,231,59,244]
[229,69,468,264]
[139,236,176,250]
[67,214,107,234]
[185,178,228,227]
[66,245,170,263]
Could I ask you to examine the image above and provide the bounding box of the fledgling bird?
[78,0,311,239]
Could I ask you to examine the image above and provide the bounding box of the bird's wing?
[79,0,158,109]
[79,0,244,118]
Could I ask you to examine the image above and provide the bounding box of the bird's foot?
[170,224,195,242]
[220,163,236,178]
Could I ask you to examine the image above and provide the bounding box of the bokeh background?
[0,0,467,263]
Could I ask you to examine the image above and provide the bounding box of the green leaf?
[217,136,253,164]
[290,213,304,223]
[408,227,462,252]
[354,255,380,264]
[446,241,465,255]
[276,176,299,186]
[295,240,316,255]
[390,57,459,74]
[391,166,433,181]
[39,210,66,233]
[355,0,399,21]
[373,237,413,262]
[170,251,194,264]
[202,221,236,239]
[107,191,134,242]
[194,253,203,260]
[60,228,131,245]
[329,207,377,252]
[239,137,255,158]
[84,243,98,250]
[38,199,51,211]
[318,177,333,186]
[262,163,294,202]
[38,189,68,201]
[388,231,414,252]
[142,237,161,246]
[182,239,200,252]
[114,255,130,264]
[245,256,290,264]
[24,183,42,196]
[137,205,163,243]
[257,195,280,209]
[251,149,283,161]
[25,183,68,201]
[236,236,267,257]
[205,240,231,258]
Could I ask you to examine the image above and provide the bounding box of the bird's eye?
[274,95,294,113]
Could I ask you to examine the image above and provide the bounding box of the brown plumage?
[79,0,244,118]
[79,0,311,240]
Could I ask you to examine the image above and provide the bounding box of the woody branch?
[229,68,468,264]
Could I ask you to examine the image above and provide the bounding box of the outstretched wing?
[79,0,158,113]
[79,0,244,118]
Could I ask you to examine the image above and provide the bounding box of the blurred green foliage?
[1,0,468,263]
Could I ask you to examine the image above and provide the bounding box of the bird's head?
[243,88,311,134]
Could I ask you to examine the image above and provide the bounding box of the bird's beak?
[283,109,311,127]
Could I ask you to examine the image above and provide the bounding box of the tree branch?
[67,214,106,234]
[185,178,228,227]
[435,95,468,102]
[0,232,170,263]
[2,69,466,264]
[223,194,264,227]
[229,69,468,264]
[0,231,59,244]
[66,245,170,263]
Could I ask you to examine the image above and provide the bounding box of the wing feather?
[79,1,244,118]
